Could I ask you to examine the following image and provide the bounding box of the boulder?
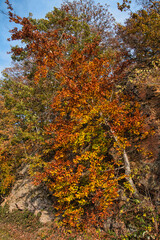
[1,164,55,224]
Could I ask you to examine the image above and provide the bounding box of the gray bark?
[104,118,139,197]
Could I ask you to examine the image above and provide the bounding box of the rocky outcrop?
[1,164,55,224]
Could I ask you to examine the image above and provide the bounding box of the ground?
[0,204,113,240]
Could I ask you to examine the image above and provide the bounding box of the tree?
[117,0,159,11]
[0,61,56,195]
[61,0,116,49]
[40,42,146,226]
[0,95,17,196]
[117,1,160,65]
[2,0,149,228]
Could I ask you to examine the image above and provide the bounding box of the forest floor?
[0,221,109,240]
[0,222,37,240]
[0,205,113,240]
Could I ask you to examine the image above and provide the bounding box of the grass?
[0,204,42,232]
[0,204,43,239]
[0,228,14,240]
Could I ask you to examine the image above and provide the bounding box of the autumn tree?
[0,61,57,181]
[117,1,160,65]
[61,0,116,48]
[0,3,98,193]
[117,0,158,11]
[0,95,18,197]
[1,0,151,229]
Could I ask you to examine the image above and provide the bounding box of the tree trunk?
[104,119,140,198]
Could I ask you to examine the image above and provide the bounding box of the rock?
[1,164,55,224]
[40,210,54,224]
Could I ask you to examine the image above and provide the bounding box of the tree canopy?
[117,1,160,64]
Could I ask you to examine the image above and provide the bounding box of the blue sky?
[0,0,137,76]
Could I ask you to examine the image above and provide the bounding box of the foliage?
[117,1,160,64]
[117,0,158,11]
[0,0,158,234]
[127,59,160,90]
[61,0,116,49]
[0,95,19,195]
[118,197,159,239]
[0,61,55,195]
